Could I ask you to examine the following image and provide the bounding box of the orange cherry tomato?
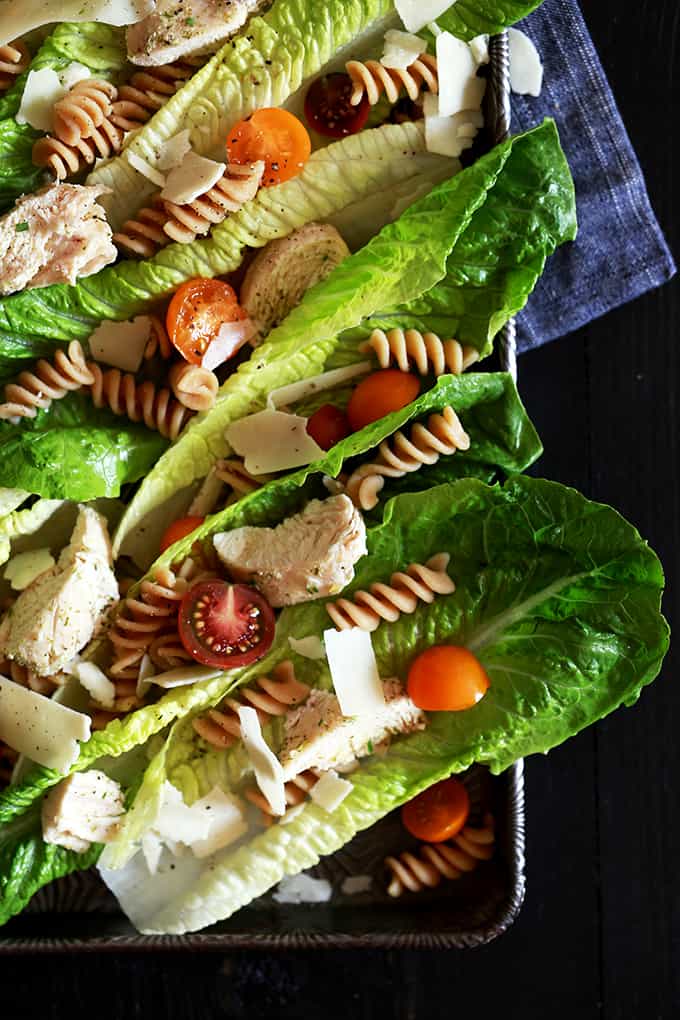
[407,645,490,712]
[306,404,350,450]
[346,369,420,432]
[166,278,246,365]
[159,515,205,553]
[401,777,470,843]
[226,108,311,187]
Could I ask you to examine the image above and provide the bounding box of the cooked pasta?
[0,341,94,420]
[52,79,118,146]
[144,314,174,360]
[385,813,495,896]
[345,406,470,510]
[361,328,480,377]
[89,363,192,439]
[214,458,266,495]
[245,769,318,820]
[114,161,264,256]
[326,552,454,632]
[168,362,219,412]
[0,656,63,697]
[0,42,30,91]
[346,53,438,107]
[111,58,203,132]
[192,660,310,749]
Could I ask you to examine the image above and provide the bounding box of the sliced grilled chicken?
[126,0,266,66]
[42,771,125,852]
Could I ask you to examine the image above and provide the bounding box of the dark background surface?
[2,2,679,1017]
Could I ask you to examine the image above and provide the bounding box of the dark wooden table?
[3,3,678,1017]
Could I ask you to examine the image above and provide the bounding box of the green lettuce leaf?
[114,119,574,554]
[0,391,168,500]
[437,0,544,39]
[109,475,667,933]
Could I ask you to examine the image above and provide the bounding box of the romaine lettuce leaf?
[436,0,545,40]
[114,119,574,554]
[107,475,667,933]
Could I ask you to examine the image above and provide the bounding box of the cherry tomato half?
[179,580,275,670]
[407,645,490,712]
[401,777,470,843]
[166,278,246,365]
[159,516,205,553]
[226,108,311,187]
[347,369,420,432]
[306,404,351,450]
[304,72,370,138]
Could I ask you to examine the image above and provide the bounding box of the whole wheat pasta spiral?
[361,328,480,377]
[168,362,218,412]
[0,341,94,420]
[89,363,192,439]
[52,79,118,145]
[111,58,203,132]
[33,118,124,180]
[192,660,310,749]
[0,42,30,91]
[245,769,318,821]
[214,458,267,495]
[346,53,438,107]
[385,813,495,897]
[114,161,264,256]
[144,314,174,360]
[0,652,63,697]
[346,406,470,511]
[326,553,454,632]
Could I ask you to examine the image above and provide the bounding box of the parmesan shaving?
[150,665,221,688]
[508,28,544,97]
[237,706,286,816]
[157,130,192,171]
[309,770,353,813]
[71,661,116,710]
[225,409,325,476]
[126,151,166,188]
[381,30,427,70]
[395,0,456,35]
[273,874,332,904]
[322,628,385,717]
[0,0,155,47]
[266,362,372,410]
[16,69,64,132]
[0,676,90,773]
[436,32,479,117]
[88,316,152,374]
[161,151,226,206]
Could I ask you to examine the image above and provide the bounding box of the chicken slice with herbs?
[0,507,119,676]
[0,184,116,297]
[42,771,125,852]
[279,679,426,781]
[213,495,367,607]
[127,0,267,66]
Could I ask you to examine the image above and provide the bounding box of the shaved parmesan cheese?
[136,653,155,700]
[288,635,327,660]
[323,628,385,717]
[395,0,455,35]
[273,873,332,904]
[4,548,54,590]
[424,94,484,157]
[267,362,372,410]
[201,318,255,371]
[508,28,543,97]
[154,782,213,845]
[279,803,306,826]
[150,665,221,689]
[141,831,163,875]
[226,409,324,476]
[238,706,286,816]
[88,316,152,374]
[71,661,116,710]
[436,32,480,117]
[161,151,226,206]
[469,35,490,66]
[16,68,64,132]
[0,0,155,47]
[190,788,248,858]
[0,676,90,773]
[341,874,373,894]
[59,62,92,91]
[309,770,353,813]
[126,151,166,188]
[381,29,426,70]
[157,130,192,171]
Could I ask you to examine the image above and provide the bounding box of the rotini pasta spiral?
[168,362,218,412]
[32,118,124,180]
[0,341,95,420]
[111,58,203,132]
[245,769,318,820]
[385,813,495,896]
[52,79,117,146]
[0,655,63,697]
[326,553,454,632]
[144,314,174,361]
[214,458,266,495]
[89,363,192,439]
[192,661,310,749]
[114,161,264,256]
[0,42,30,91]
[345,406,470,511]
[361,328,480,377]
[346,53,438,107]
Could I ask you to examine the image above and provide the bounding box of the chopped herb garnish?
[367,740,374,754]
[15,222,29,232]
[185,16,195,24]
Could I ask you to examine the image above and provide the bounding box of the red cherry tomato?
[304,73,370,138]
[306,404,351,450]
[347,369,420,432]
[166,278,247,365]
[226,108,311,187]
[179,580,275,670]
[159,515,205,553]
[401,778,470,843]
[407,645,490,712]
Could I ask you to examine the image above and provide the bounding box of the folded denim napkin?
[511,0,675,352]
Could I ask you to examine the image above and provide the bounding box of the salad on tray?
[0,0,668,934]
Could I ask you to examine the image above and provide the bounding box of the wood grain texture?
[1,2,678,1016]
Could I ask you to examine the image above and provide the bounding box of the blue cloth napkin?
[511,0,675,352]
